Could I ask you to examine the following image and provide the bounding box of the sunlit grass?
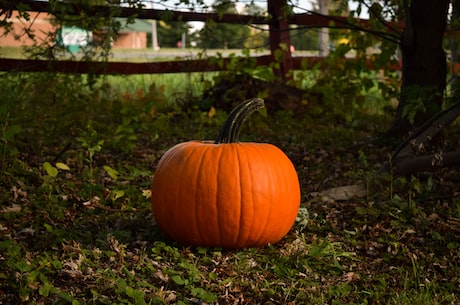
[102,72,214,105]
[0,46,25,58]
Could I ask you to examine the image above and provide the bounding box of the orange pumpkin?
[151,98,300,248]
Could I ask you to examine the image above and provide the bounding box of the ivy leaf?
[111,190,125,202]
[171,275,186,285]
[55,162,70,171]
[43,162,58,178]
[104,165,119,180]
[191,287,217,303]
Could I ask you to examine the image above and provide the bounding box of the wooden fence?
[0,0,400,80]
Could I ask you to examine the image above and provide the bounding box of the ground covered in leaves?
[1,82,460,304]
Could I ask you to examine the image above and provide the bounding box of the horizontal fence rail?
[0,57,406,75]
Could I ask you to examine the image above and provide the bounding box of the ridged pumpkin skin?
[151,140,300,248]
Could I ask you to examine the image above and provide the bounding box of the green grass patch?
[0,46,25,58]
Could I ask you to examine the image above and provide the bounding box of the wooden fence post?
[268,0,293,83]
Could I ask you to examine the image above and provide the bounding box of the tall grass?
[103,72,213,106]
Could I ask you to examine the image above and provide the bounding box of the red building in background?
[0,11,150,49]
[0,11,55,47]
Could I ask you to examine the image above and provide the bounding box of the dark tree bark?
[268,0,293,82]
[390,0,450,136]
[450,0,460,97]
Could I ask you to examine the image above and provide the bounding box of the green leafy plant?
[0,113,21,160]
[111,83,169,153]
[0,112,21,175]
[76,126,104,182]
[41,161,70,200]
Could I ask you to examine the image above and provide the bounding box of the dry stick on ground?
[319,102,460,201]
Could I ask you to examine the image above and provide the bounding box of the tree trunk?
[268,0,292,82]
[450,0,460,98]
[318,0,329,57]
[390,0,449,136]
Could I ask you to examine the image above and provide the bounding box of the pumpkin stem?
[215,98,265,144]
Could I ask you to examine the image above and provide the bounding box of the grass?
[0,46,313,61]
[0,46,269,63]
[0,46,25,59]
[103,72,213,107]
[0,69,459,304]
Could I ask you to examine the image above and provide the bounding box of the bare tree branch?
[381,102,460,176]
